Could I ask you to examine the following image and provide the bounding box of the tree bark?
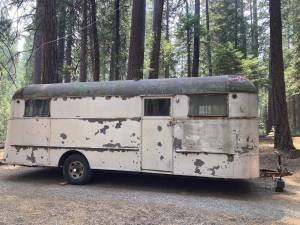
[186,0,192,77]
[240,0,247,57]
[127,0,146,80]
[64,3,75,83]
[109,0,121,81]
[252,0,258,56]
[80,0,88,82]
[164,0,170,78]
[90,0,100,81]
[33,0,43,84]
[42,0,58,84]
[149,0,165,79]
[269,0,295,150]
[57,0,66,83]
[234,0,238,49]
[206,0,212,76]
[192,0,200,77]
[266,85,274,134]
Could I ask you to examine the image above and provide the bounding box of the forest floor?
[0,138,299,225]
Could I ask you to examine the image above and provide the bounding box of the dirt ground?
[0,138,299,225]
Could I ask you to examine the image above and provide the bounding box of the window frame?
[143,96,172,117]
[24,98,51,118]
[187,93,229,117]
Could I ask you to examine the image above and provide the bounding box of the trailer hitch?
[260,152,293,192]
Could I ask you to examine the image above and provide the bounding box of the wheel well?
[58,150,89,167]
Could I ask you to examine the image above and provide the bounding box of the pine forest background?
[0,0,299,149]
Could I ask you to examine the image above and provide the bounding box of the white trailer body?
[3,76,259,182]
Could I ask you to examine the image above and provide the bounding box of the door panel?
[142,118,173,172]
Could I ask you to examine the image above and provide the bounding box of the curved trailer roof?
[13,75,257,99]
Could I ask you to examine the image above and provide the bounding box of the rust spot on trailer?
[160,155,164,160]
[105,96,112,100]
[92,97,95,100]
[85,137,90,140]
[194,167,201,174]
[130,133,136,137]
[115,121,122,129]
[157,125,162,131]
[157,142,162,147]
[173,138,182,150]
[70,96,82,100]
[26,150,36,163]
[60,133,67,139]
[194,159,204,167]
[208,165,220,176]
[94,130,100,135]
[100,125,109,134]
[227,155,234,162]
[62,97,68,101]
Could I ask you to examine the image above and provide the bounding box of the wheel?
[63,154,92,185]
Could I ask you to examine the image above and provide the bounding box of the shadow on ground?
[2,166,276,200]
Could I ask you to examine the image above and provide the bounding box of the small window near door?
[24,99,50,117]
[144,98,171,116]
[188,94,228,116]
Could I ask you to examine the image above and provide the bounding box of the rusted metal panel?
[142,118,173,171]
[50,118,140,149]
[51,96,142,118]
[3,146,49,166]
[48,148,140,171]
[173,95,189,118]
[229,93,258,117]
[11,100,25,118]
[173,153,234,177]
[6,119,50,146]
[13,75,257,100]
[173,119,234,154]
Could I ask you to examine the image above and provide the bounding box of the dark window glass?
[189,94,228,116]
[24,99,50,117]
[144,98,171,116]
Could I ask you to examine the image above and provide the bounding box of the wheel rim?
[68,161,84,179]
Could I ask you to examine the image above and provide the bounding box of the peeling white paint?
[3,91,259,179]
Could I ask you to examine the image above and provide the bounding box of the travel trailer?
[2,75,259,184]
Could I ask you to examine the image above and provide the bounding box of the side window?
[144,98,171,116]
[24,99,50,117]
[188,94,228,117]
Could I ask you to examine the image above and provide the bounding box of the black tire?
[63,154,92,185]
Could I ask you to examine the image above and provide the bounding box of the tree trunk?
[240,0,247,58]
[164,0,170,78]
[234,0,238,49]
[109,0,121,81]
[252,0,258,57]
[291,95,296,134]
[64,3,75,83]
[80,0,88,82]
[42,0,58,84]
[266,85,274,134]
[149,0,165,79]
[206,0,212,76]
[192,0,200,77]
[33,0,43,84]
[186,0,192,77]
[90,0,100,81]
[57,0,66,83]
[127,0,146,80]
[269,0,295,150]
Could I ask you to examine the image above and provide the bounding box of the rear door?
[141,97,173,172]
